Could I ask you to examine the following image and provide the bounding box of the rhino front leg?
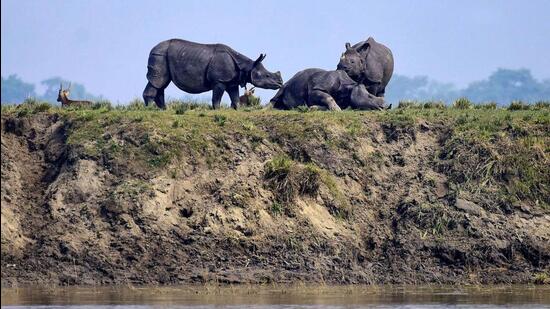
[211,83,226,110]
[227,85,240,110]
[366,82,382,97]
[377,86,386,98]
[309,90,342,111]
[155,89,166,109]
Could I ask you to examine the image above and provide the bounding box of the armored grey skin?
[270,68,388,111]
[337,37,394,97]
[143,39,283,109]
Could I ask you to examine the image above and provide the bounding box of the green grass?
[2,99,548,210]
[453,97,473,109]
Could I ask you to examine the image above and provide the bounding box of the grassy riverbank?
[1,99,549,286]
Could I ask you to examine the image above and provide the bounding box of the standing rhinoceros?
[337,37,394,98]
[270,68,388,111]
[143,39,283,109]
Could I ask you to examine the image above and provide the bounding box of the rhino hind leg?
[143,82,167,109]
[308,90,341,111]
[211,83,226,110]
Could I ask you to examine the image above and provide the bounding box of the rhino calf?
[270,68,388,111]
[143,39,283,109]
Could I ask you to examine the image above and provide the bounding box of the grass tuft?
[508,100,531,111]
[453,97,473,109]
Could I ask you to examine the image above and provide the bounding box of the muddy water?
[2,285,549,308]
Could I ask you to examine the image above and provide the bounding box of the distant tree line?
[386,68,550,105]
[1,75,103,104]
[2,69,549,105]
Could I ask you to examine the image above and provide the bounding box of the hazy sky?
[2,0,550,103]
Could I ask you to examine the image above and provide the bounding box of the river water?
[2,285,549,308]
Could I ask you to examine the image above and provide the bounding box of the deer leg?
[212,83,226,110]
[227,85,240,110]
[143,82,158,107]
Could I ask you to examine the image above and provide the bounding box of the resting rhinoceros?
[337,37,394,97]
[270,68,388,111]
[143,39,283,109]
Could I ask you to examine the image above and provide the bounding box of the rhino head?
[337,42,365,81]
[250,54,283,89]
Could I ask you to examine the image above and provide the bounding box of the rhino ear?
[345,42,352,50]
[354,40,371,53]
[253,53,266,66]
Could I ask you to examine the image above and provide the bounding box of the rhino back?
[273,68,325,109]
[167,39,218,93]
[309,70,354,96]
[358,39,394,86]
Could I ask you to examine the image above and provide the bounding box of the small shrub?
[33,102,52,113]
[423,101,446,109]
[264,155,296,203]
[16,107,30,117]
[92,100,113,110]
[508,100,530,111]
[15,99,52,116]
[241,121,255,131]
[398,100,422,109]
[299,163,322,196]
[534,273,550,285]
[533,101,550,110]
[168,100,210,114]
[453,97,473,109]
[270,202,284,215]
[173,103,188,115]
[126,98,147,110]
[213,114,227,126]
[22,97,41,105]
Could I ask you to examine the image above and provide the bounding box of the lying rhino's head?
[350,84,388,110]
[250,54,283,90]
[337,43,364,81]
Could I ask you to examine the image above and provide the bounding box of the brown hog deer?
[57,83,93,108]
[239,86,259,107]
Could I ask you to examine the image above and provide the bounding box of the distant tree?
[40,77,103,103]
[461,68,548,103]
[385,74,458,103]
[385,69,549,104]
[1,75,37,104]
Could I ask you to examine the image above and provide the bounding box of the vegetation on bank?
[2,97,549,212]
[1,97,549,285]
